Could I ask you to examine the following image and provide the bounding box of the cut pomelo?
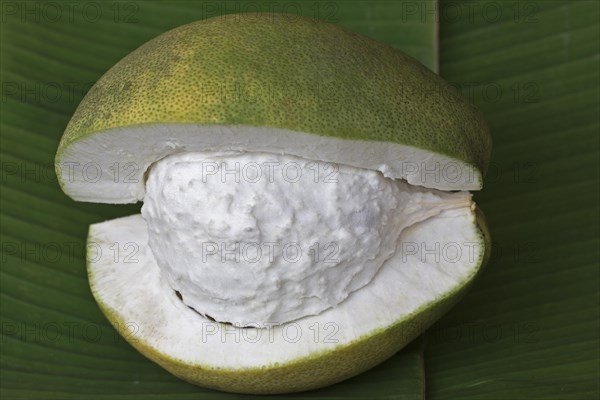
[55,13,493,394]
[55,14,491,202]
[88,209,489,394]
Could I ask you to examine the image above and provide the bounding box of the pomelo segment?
[88,207,489,394]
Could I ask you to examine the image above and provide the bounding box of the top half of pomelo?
[55,13,491,203]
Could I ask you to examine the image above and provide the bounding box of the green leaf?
[0,1,436,398]
[426,1,600,399]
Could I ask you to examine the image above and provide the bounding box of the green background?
[1,0,598,399]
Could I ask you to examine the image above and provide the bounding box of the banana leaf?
[1,1,598,399]
[427,1,600,399]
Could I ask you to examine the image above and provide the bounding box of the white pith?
[141,151,473,326]
[89,205,483,369]
[58,124,483,204]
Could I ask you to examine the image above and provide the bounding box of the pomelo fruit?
[56,13,492,394]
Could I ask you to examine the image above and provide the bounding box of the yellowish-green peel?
[87,209,489,394]
[98,295,443,394]
[99,289,462,394]
[56,13,491,200]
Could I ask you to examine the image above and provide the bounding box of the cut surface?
[56,13,492,202]
[58,125,488,203]
[142,151,473,325]
[88,205,488,393]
